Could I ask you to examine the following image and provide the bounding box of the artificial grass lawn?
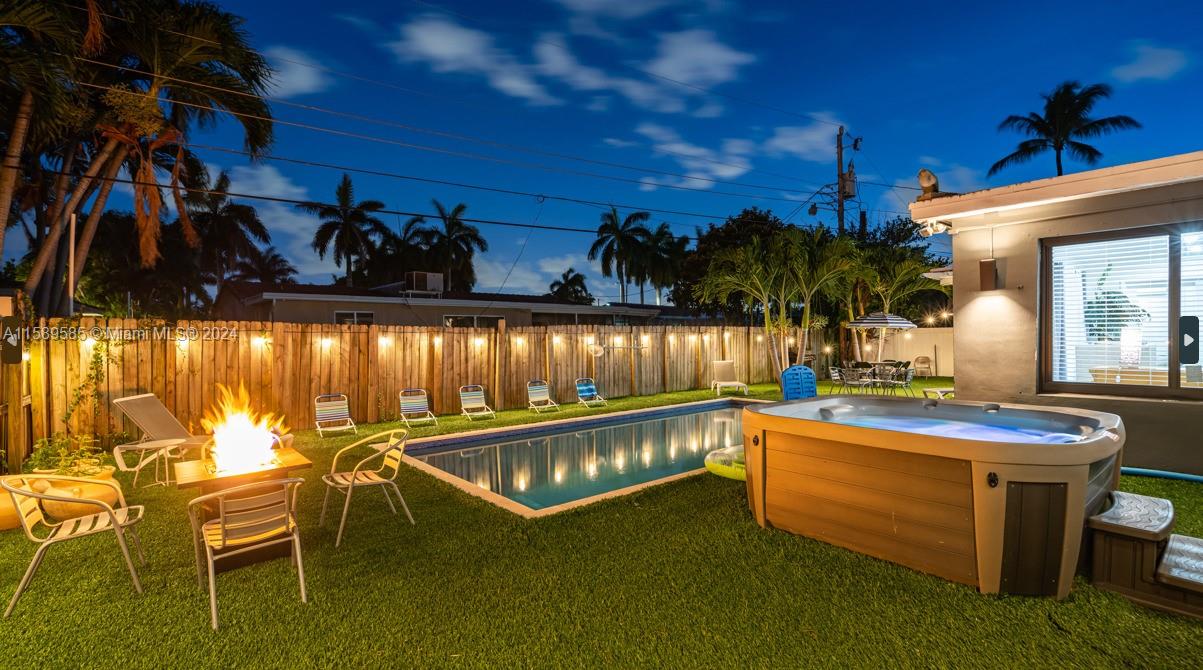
[1,379,1200,668]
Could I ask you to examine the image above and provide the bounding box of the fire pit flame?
[201,383,288,475]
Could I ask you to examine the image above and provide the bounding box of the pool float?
[704,445,746,481]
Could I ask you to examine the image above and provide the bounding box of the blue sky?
[24,0,1203,301]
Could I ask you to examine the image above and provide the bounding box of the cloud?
[602,137,638,148]
[224,165,337,280]
[644,29,755,89]
[763,114,841,162]
[1111,42,1190,83]
[474,257,550,294]
[386,15,560,106]
[550,0,682,20]
[533,36,684,112]
[264,46,335,98]
[634,122,753,190]
[334,14,378,33]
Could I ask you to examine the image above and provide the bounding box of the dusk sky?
[35,0,1203,299]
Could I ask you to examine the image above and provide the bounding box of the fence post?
[495,320,506,410]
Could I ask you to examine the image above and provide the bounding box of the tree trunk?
[25,137,120,297]
[796,301,811,366]
[1055,149,1063,177]
[44,141,81,243]
[0,89,34,259]
[70,146,127,288]
[348,250,356,287]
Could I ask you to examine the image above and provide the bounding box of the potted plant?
[19,434,119,523]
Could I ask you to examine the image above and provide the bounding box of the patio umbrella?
[846,312,917,360]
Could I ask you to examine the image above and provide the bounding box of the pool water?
[417,407,742,510]
[830,415,1083,444]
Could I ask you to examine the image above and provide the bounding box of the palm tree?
[989,81,1140,177]
[410,200,487,292]
[191,170,269,293]
[297,174,388,286]
[865,256,947,356]
[787,227,857,363]
[230,245,297,285]
[588,207,650,303]
[549,268,592,304]
[646,222,689,306]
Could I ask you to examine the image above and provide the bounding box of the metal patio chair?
[188,478,307,630]
[320,430,415,547]
[1,475,146,618]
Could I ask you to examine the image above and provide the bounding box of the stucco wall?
[950,179,1203,474]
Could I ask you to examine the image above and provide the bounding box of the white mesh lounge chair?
[459,385,495,420]
[2,475,146,618]
[526,380,559,413]
[710,360,749,396]
[575,378,607,407]
[112,393,209,456]
[320,430,414,547]
[188,478,306,630]
[398,389,437,428]
[315,394,356,436]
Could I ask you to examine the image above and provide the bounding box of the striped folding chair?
[398,389,437,428]
[314,394,356,437]
[526,379,559,413]
[458,385,496,421]
[575,378,607,407]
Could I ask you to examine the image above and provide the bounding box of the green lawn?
[2,379,1201,668]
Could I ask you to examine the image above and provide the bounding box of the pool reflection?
[417,408,742,510]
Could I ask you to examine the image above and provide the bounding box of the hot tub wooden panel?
[761,431,978,586]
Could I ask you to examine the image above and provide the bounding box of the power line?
[74,81,818,205]
[71,57,839,196]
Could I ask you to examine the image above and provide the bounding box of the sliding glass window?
[1043,225,1203,398]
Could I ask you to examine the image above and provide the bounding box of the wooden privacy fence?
[0,318,828,469]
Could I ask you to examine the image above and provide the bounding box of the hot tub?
[742,397,1124,598]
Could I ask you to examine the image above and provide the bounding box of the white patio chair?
[1,475,146,618]
[188,478,306,630]
[913,355,934,378]
[710,360,749,396]
[315,393,356,436]
[398,388,438,428]
[112,393,209,457]
[527,379,559,413]
[575,378,607,407]
[112,438,185,488]
[458,385,495,420]
[320,430,415,548]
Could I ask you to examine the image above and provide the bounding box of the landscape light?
[432,335,443,345]
[252,335,269,348]
[320,337,333,349]
[640,334,650,344]
[514,336,525,346]
[613,335,623,346]
[584,335,595,345]
[473,337,486,347]
[552,335,562,345]
[21,351,30,362]
[378,336,391,347]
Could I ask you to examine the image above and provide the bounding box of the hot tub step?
[1157,534,1203,595]
[1087,491,1174,541]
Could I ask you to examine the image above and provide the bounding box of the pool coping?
[402,396,770,518]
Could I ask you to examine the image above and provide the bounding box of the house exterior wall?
[949,179,1203,474]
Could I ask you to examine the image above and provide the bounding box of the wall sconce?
[432,335,443,345]
[668,334,676,344]
[584,335,595,345]
[473,337,486,347]
[756,335,763,342]
[320,337,333,350]
[640,334,650,345]
[613,335,623,346]
[21,351,31,362]
[687,334,698,343]
[252,335,270,348]
[980,258,999,291]
[514,336,525,346]
[552,335,562,345]
[378,335,392,347]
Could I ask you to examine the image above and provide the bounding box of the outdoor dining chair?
[315,393,357,436]
[575,378,607,407]
[838,367,877,394]
[459,385,496,420]
[320,430,415,547]
[913,356,934,378]
[527,380,560,413]
[398,389,438,428]
[882,367,918,397]
[710,360,749,396]
[188,478,306,630]
[1,475,146,618]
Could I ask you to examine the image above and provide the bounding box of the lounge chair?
[398,389,437,428]
[710,360,749,396]
[188,478,306,630]
[575,378,607,407]
[315,394,356,436]
[459,385,496,420]
[2,475,147,618]
[112,393,210,457]
[320,430,414,547]
[527,379,559,413]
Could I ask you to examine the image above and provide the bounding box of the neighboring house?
[910,149,1203,474]
[213,281,664,327]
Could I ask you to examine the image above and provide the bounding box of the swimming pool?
[407,403,745,515]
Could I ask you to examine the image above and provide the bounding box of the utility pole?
[836,126,845,236]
